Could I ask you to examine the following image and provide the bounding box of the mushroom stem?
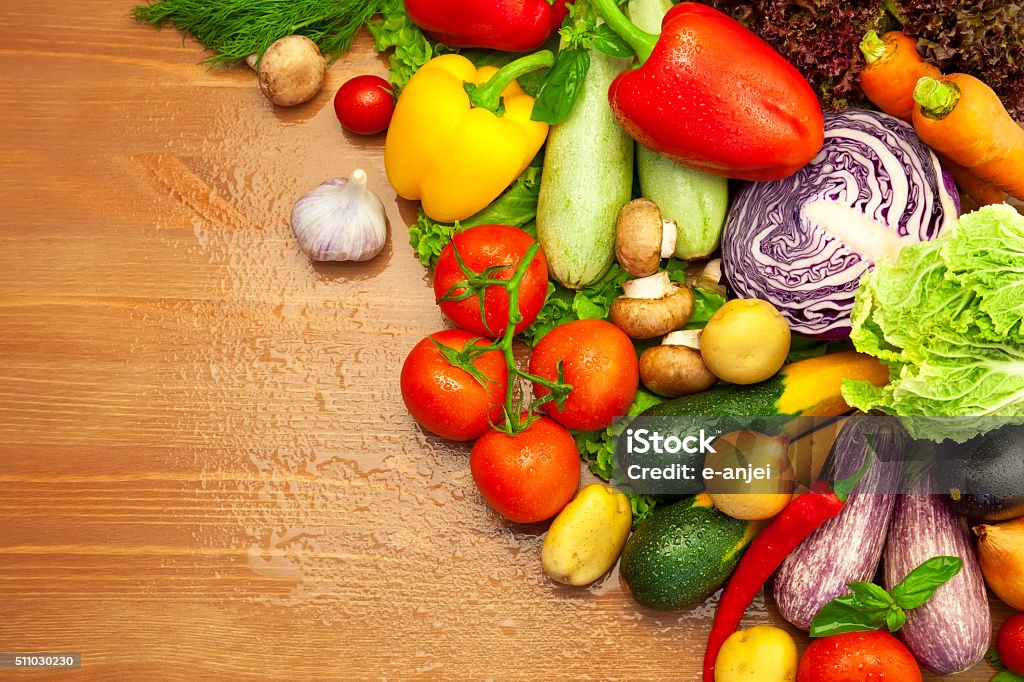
[663,329,702,350]
[622,270,674,299]
[696,258,727,297]
[661,219,678,258]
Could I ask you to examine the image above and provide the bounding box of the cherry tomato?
[333,75,395,135]
[470,417,580,523]
[433,225,549,338]
[797,631,922,681]
[998,613,1024,675]
[528,319,639,431]
[400,330,507,441]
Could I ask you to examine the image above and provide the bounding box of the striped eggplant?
[884,494,990,675]
[771,418,906,630]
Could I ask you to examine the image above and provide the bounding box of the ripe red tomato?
[433,225,549,338]
[528,319,639,431]
[797,631,922,681]
[400,330,507,441]
[470,417,580,524]
[998,613,1024,675]
[333,75,395,135]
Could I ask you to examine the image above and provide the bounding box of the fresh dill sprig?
[132,0,385,65]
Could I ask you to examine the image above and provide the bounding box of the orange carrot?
[858,32,1007,205]
[913,74,1024,202]
[859,30,939,122]
[938,155,1006,207]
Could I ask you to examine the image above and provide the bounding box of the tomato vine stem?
[435,240,572,436]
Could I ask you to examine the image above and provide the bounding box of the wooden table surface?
[0,2,1008,679]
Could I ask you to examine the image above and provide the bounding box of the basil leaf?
[593,23,634,58]
[809,595,888,638]
[885,605,907,632]
[847,582,894,609]
[530,48,590,125]
[892,556,962,609]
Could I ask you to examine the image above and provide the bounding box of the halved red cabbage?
[722,109,959,339]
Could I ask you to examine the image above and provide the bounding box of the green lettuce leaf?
[574,387,668,527]
[368,0,449,92]
[407,163,543,267]
[842,204,1024,442]
[522,263,632,345]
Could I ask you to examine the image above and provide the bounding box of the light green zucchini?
[536,45,633,289]
[628,0,729,260]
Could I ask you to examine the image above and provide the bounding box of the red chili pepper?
[702,481,843,681]
[590,0,824,181]
[404,0,571,53]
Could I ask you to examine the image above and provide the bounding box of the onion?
[722,109,959,339]
[975,516,1024,611]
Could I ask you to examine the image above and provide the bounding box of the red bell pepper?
[404,0,571,53]
[590,0,824,181]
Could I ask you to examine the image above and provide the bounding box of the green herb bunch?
[133,0,386,64]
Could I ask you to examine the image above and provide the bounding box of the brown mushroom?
[614,198,678,277]
[609,271,694,339]
[639,331,718,397]
[256,35,326,107]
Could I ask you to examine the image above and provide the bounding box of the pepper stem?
[913,77,960,119]
[470,50,555,114]
[859,30,889,64]
[590,0,658,63]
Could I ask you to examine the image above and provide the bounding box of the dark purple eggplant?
[771,418,905,630]
[884,494,990,675]
[946,424,1024,521]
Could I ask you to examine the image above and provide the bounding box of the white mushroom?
[256,35,326,107]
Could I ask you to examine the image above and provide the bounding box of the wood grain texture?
[0,2,1009,679]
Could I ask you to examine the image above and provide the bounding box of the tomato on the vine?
[433,225,548,338]
[528,319,639,431]
[999,613,1024,675]
[400,330,507,441]
[334,75,395,135]
[470,417,580,524]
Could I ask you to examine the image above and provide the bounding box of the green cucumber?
[628,0,729,260]
[536,44,633,289]
[620,494,758,610]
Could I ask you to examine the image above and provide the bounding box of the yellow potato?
[714,625,797,682]
[701,298,791,385]
[541,484,632,586]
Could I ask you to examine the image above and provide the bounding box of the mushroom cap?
[257,35,326,107]
[615,198,665,277]
[639,345,718,398]
[609,284,695,339]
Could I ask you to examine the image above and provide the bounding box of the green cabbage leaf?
[842,204,1024,442]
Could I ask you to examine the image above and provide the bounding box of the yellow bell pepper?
[384,51,553,223]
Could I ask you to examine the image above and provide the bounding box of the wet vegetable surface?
[0,3,1016,679]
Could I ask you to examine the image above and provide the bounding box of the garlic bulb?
[290,169,387,262]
